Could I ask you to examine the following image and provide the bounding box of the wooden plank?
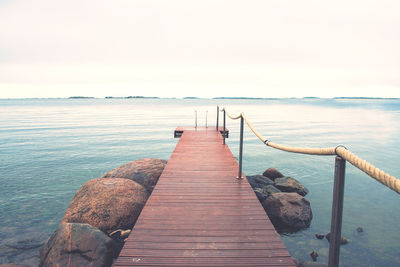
[122,229,278,237]
[114,127,296,266]
[114,257,295,266]
[119,248,291,258]
[122,242,287,250]
[124,235,284,243]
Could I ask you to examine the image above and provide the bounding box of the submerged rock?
[0,264,32,267]
[274,177,309,196]
[310,250,318,261]
[39,223,115,267]
[0,232,46,266]
[262,168,284,180]
[262,192,312,232]
[315,234,325,239]
[325,233,349,245]
[101,158,167,193]
[61,178,148,235]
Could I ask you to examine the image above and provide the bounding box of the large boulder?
[274,177,309,196]
[101,158,167,193]
[246,175,274,189]
[253,185,281,203]
[263,192,312,233]
[264,184,281,195]
[262,168,284,180]
[253,188,268,202]
[39,223,115,267]
[61,178,148,235]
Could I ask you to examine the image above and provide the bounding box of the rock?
[262,193,312,233]
[253,188,268,202]
[109,229,131,240]
[315,234,325,239]
[101,158,167,193]
[246,175,274,189]
[61,178,148,235]
[0,232,46,266]
[252,184,281,203]
[325,233,349,245]
[108,229,132,257]
[39,223,115,267]
[274,177,309,196]
[310,250,318,261]
[263,185,281,195]
[357,227,363,233]
[0,264,32,267]
[262,168,284,180]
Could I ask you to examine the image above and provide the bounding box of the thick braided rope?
[221,108,242,120]
[226,112,242,120]
[220,106,400,194]
[242,113,265,142]
[336,147,400,194]
[267,142,336,155]
[242,112,337,155]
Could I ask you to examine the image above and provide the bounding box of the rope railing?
[218,105,400,267]
[219,106,400,194]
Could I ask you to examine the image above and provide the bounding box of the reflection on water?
[0,98,399,266]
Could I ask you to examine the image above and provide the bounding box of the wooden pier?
[114,127,296,266]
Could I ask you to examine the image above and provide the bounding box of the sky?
[0,0,399,98]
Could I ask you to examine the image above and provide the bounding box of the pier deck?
[114,127,295,266]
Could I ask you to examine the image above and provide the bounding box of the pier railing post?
[206,110,208,128]
[237,114,244,179]
[223,110,226,145]
[195,110,197,129]
[216,106,219,131]
[328,156,346,267]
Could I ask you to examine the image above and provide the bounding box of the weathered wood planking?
[114,127,296,266]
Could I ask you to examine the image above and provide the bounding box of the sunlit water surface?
[0,98,399,266]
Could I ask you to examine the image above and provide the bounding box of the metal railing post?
[195,110,197,129]
[216,106,219,131]
[237,114,244,179]
[223,110,226,145]
[328,156,346,267]
[206,110,208,128]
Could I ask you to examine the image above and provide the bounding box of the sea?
[0,98,399,266]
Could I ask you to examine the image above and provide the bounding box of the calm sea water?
[0,98,399,266]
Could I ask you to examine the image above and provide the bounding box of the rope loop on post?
[335,145,348,156]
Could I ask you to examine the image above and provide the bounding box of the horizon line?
[1,96,400,100]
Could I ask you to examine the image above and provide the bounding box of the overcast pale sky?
[0,0,399,98]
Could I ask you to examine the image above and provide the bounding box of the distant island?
[105,96,159,99]
[213,97,280,100]
[333,97,399,100]
[68,96,95,99]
